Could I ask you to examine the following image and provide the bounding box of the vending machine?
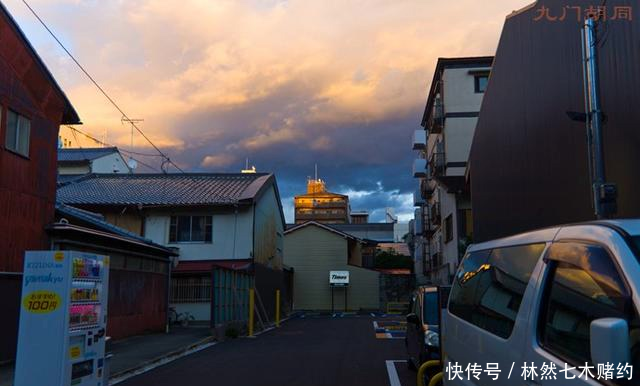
[14,251,110,386]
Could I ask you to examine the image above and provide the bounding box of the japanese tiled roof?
[56,172,272,207]
[58,147,119,162]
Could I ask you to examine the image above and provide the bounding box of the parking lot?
[120,314,415,386]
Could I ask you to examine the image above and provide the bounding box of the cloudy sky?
[6,0,527,222]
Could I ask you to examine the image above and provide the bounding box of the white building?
[412,56,493,285]
[57,173,286,322]
[58,147,131,175]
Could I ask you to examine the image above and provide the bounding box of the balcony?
[430,152,446,177]
[421,178,434,198]
[413,158,427,178]
[413,189,425,207]
[427,98,444,134]
[412,129,427,150]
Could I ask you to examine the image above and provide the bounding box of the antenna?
[121,117,144,162]
[315,163,318,180]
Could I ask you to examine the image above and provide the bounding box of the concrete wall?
[442,67,488,113]
[144,208,254,260]
[284,225,379,311]
[58,164,90,175]
[91,153,130,174]
[172,302,210,322]
[444,117,479,176]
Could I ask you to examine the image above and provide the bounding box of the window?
[444,214,453,243]
[449,243,545,338]
[539,242,640,372]
[423,291,439,326]
[170,276,211,303]
[474,75,489,93]
[5,109,31,156]
[169,215,212,243]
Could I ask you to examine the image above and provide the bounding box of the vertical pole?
[331,286,334,314]
[583,17,610,219]
[248,288,255,337]
[275,289,281,327]
[344,287,347,312]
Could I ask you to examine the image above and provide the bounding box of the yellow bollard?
[248,289,255,337]
[428,372,443,386]
[417,360,441,386]
[275,289,281,327]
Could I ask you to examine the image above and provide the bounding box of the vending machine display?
[14,251,110,386]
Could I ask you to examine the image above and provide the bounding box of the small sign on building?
[329,270,349,286]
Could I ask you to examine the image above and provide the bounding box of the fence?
[211,268,252,326]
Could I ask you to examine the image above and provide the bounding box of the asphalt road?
[120,315,416,386]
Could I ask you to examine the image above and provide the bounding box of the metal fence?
[211,268,252,325]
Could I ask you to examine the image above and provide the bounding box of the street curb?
[108,336,217,385]
[109,315,297,384]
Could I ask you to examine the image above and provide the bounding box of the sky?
[5,0,528,223]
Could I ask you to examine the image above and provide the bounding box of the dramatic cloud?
[5,0,528,222]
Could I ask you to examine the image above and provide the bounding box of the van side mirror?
[590,318,630,365]
[406,313,419,325]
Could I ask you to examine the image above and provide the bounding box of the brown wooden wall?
[0,10,67,273]
[470,0,640,242]
[108,269,168,339]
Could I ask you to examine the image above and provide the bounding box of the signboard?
[329,270,349,286]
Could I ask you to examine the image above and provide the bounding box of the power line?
[64,125,162,172]
[21,0,184,174]
[65,125,162,157]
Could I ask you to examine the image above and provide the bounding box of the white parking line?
[385,360,406,386]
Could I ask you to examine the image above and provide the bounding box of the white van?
[442,220,640,386]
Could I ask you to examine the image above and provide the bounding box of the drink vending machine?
[14,251,110,386]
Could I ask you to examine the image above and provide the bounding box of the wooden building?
[0,3,80,362]
[469,0,640,242]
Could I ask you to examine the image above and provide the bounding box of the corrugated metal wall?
[470,0,640,242]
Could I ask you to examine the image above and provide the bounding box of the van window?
[539,242,640,373]
[449,244,545,338]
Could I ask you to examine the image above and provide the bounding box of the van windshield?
[423,292,439,326]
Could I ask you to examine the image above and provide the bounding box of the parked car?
[406,286,443,370]
[442,220,640,385]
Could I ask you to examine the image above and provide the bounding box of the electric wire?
[21,0,184,173]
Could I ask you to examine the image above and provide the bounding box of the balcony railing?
[430,202,441,225]
[412,129,427,150]
[427,98,444,134]
[430,152,446,177]
[421,178,434,198]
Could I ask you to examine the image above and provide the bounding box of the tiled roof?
[58,147,119,162]
[57,174,87,186]
[56,173,272,207]
[54,203,176,255]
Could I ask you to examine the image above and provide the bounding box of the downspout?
[166,256,172,333]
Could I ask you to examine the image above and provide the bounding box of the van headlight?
[424,330,439,347]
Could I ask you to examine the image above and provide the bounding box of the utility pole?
[581,17,616,219]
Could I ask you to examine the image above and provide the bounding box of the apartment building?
[412,56,492,285]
